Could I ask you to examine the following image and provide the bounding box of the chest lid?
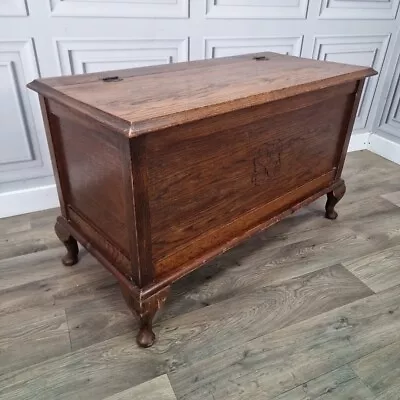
[28,52,376,137]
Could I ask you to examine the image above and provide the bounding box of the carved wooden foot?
[54,218,79,266]
[121,285,170,348]
[325,179,346,220]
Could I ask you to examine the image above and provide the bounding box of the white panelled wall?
[0,0,399,217]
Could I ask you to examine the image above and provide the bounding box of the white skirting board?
[0,132,398,218]
[349,132,400,164]
[347,132,370,152]
[368,133,400,165]
[0,184,59,219]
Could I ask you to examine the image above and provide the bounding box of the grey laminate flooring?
[1,150,400,400]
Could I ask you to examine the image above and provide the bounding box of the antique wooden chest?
[28,52,376,347]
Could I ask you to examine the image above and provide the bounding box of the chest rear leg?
[55,218,79,266]
[325,179,346,220]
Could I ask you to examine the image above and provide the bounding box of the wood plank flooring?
[0,150,400,399]
[103,375,177,400]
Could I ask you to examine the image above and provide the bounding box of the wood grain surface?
[343,244,400,292]
[0,307,70,375]
[103,375,177,400]
[1,151,400,399]
[27,51,374,345]
[0,208,59,260]
[147,92,354,268]
[352,340,400,400]
[52,114,129,255]
[382,190,400,207]
[273,365,375,400]
[169,283,400,400]
[28,52,376,136]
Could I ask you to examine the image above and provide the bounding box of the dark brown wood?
[120,137,140,284]
[146,93,354,271]
[27,52,376,347]
[54,218,79,266]
[335,79,366,179]
[38,96,68,216]
[49,111,129,255]
[129,136,155,287]
[325,179,347,220]
[141,178,337,298]
[29,52,375,137]
[121,285,170,348]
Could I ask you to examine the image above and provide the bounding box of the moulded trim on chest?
[318,0,400,19]
[0,39,52,184]
[49,0,189,18]
[205,0,309,19]
[204,37,304,59]
[312,34,391,131]
[54,38,189,75]
[0,0,28,16]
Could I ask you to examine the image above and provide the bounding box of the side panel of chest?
[145,82,358,277]
[45,100,132,274]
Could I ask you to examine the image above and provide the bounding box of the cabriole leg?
[54,218,79,266]
[121,285,170,348]
[325,179,346,220]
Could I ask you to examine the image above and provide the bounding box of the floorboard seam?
[267,365,359,400]
[161,266,375,365]
[173,293,400,400]
[64,309,73,352]
[347,363,378,399]
[339,265,378,295]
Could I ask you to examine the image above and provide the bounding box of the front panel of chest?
[145,84,357,276]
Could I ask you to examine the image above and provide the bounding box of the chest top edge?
[28,52,376,138]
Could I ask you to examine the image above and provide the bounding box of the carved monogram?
[252,143,282,186]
